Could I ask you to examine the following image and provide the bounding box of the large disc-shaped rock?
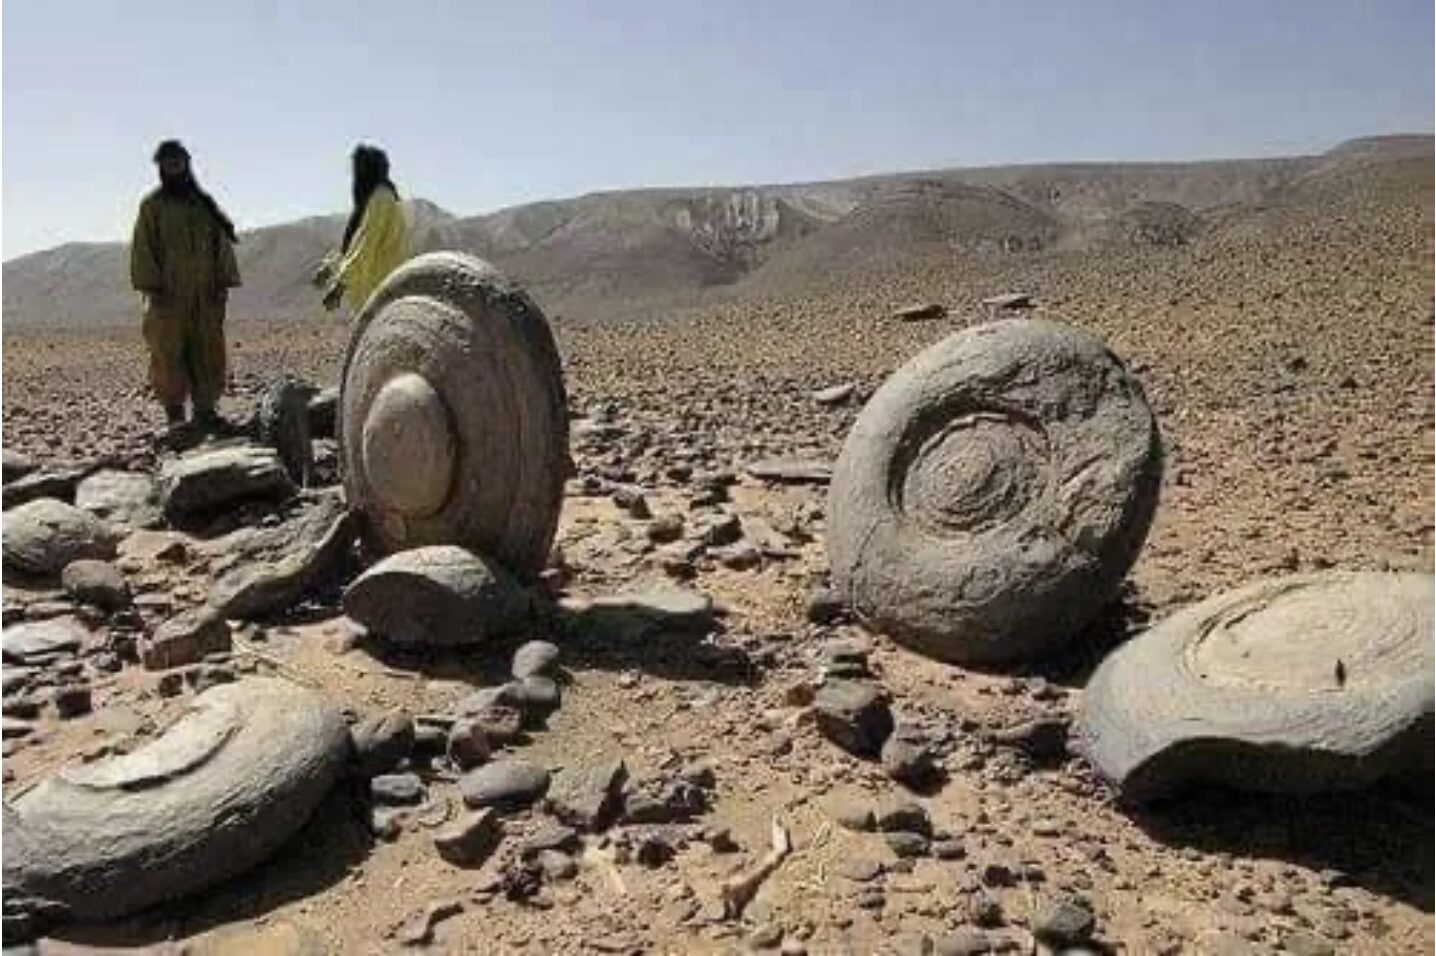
[827,318,1162,666]
[339,252,569,580]
[342,545,530,647]
[1,678,347,937]
[1077,572,1434,803]
[2,498,120,576]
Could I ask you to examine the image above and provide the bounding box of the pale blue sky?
[4,0,1432,258]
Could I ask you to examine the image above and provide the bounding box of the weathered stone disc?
[339,252,569,579]
[1,678,347,936]
[1076,572,1435,803]
[826,318,1162,666]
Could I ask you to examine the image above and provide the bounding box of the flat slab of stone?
[342,545,529,646]
[2,617,87,665]
[1077,572,1434,803]
[560,588,714,638]
[3,498,120,576]
[2,678,347,936]
[208,505,358,620]
[74,470,161,530]
[745,458,833,485]
[159,445,295,522]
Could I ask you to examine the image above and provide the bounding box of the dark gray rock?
[814,680,893,757]
[256,377,318,487]
[433,808,502,867]
[827,319,1161,665]
[875,800,932,837]
[458,758,549,810]
[544,760,627,831]
[342,546,529,647]
[60,560,131,612]
[1032,895,1096,947]
[159,445,295,521]
[990,716,1070,763]
[142,608,231,671]
[307,387,340,440]
[882,728,938,787]
[512,675,561,720]
[349,709,416,778]
[370,772,425,806]
[51,685,92,720]
[208,504,358,621]
[446,718,491,770]
[2,679,347,936]
[2,468,85,510]
[2,499,119,576]
[884,831,930,858]
[561,588,715,638]
[2,449,37,485]
[518,822,580,859]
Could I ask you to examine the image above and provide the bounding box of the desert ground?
[1,139,1432,954]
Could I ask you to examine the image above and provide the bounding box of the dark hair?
[153,139,238,243]
[342,144,399,253]
[153,139,191,163]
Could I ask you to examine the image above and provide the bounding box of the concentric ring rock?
[1,678,347,937]
[1077,572,1435,803]
[339,252,569,580]
[827,318,1161,665]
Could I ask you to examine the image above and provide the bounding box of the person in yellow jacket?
[315,144,409,315]
[130,140,241,431]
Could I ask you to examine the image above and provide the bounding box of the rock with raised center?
[1,678,348,940]
[827,319,1161,666]
[511,640,560,680]
[2,499,120,576]
[814,680,894,758]
[74,470,162,531]
[1077,572,1435,802]
[2,617,87,665]
[342,545,529,647]
[142,608,232,671]
[543,760,628,831]
[158,444,295,522]
[433,808,501,867]
[60,560,132,612]
[458,758,550,810]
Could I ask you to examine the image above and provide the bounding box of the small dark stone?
[52,684,92,719]
[518,822,580,859]
[980,862,1016,888]
[881,731,937,787]
[446,718,492,770]
[989,716,1069,763]
[545,759,627,831]
[60,560,131,612]
[350,709,416,778]
[968,890,1003,928]
[885,831,930,858]
[458,758,550,810]
[512,675,561,721]
[805,586,849,625]
[875,799,932,837]
[1032,895,1096,948]
[434,808,502,867]
[814,679,893,757]
[370,772,425,806]
[932,839,966,860]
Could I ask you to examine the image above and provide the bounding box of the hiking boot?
[164,404,186,427]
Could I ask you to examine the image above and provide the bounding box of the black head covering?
[151,139,238,244]
[342,144,399,253]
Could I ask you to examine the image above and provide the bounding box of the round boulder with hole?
[339,252,569,580]
[1077,572,1434,803]
[1,678,348,940]
[826,318,1161,666]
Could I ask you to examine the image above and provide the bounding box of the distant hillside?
[3,134,1430,329]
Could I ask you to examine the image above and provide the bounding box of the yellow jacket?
[331,186,409,312]
[131,191,241,301]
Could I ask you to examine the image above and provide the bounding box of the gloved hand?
[312,258,335,289]
[323,283,344,311]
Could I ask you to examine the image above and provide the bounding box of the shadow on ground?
[1131,782,1435,911]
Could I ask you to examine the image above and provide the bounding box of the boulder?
[2,499,119,576]
[1077,572,1434,802]
[1,678,347,938]
[342,545,529,646]
[827,318,1161,666]
[158,444,295,522]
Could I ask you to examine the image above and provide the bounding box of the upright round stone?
[826,319,1161,666]
[1077,572,1434,803]
[340,253,569,580]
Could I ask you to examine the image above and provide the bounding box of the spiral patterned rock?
[339,252,569,580]
[2,679,347,938]
[1077,572,1435,803]
[827,318,1162,666]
